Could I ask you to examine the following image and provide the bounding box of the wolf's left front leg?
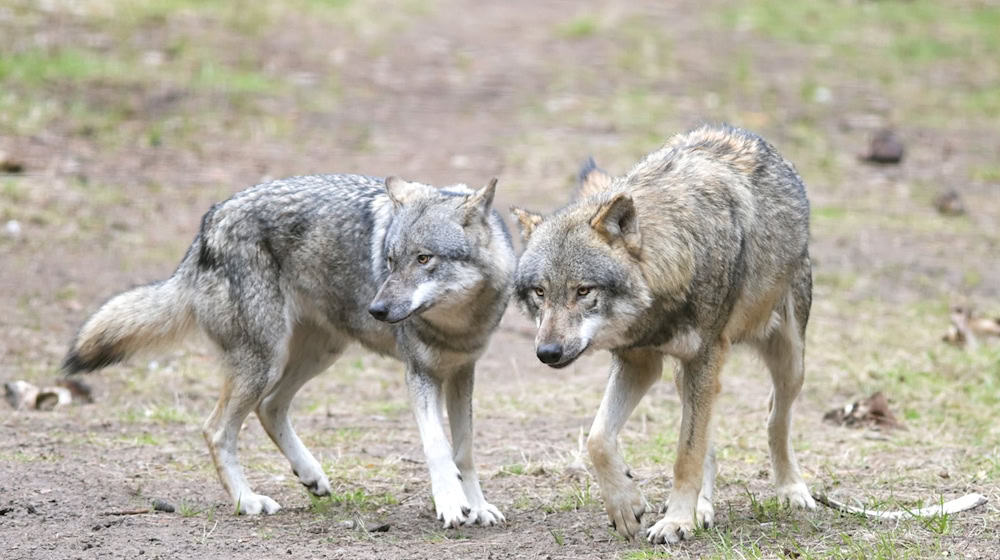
[445,365,504,526]
[587,348,663,539]
[406,366,469,528]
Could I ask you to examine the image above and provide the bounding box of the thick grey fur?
[64,173,513,527]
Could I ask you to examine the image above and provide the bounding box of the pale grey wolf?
[511,125,815,543]
[64,174,514,527]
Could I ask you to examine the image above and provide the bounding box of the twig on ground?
[813,492,987,520]
[100,508,152,516]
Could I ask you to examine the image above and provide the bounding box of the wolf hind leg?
[445,366,503,526]
[257,323,343,498]
[203,350,280,515]
[757,293,815,510]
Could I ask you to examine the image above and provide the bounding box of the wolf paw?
[237,493,281,516]
[777,482,816,509]
[697,496,715,529]
[646,513,696,544]
[434,486,471,529]
[604,485,646,539]
[463,501,505,526]
[299,472,332,497]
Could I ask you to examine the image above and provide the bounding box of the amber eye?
[533,287,545,298]
[576,286,591,297]
[417,254,432,265]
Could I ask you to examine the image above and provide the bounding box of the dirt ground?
[2,1,999,558]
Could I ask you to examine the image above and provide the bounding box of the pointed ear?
[463,177,498,217]
[510,206,544,243]
[578,157,614,199]
[384,176,431,206]
[590,193,641,257]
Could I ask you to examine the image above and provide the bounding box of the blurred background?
[1,1,998,558]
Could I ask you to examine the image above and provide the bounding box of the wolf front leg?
[587,348,662,539]
[445,365,504,526]
[406,366,470,528]
[647,341,726,544]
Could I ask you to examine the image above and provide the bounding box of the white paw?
[696,496,715,529]
[433,484,471,528]
[603,483,646,539]
[237,493,281,515]
[777,482,816,509]
[298,468,332,497]
[463,501,505,526]
[646,513,696,544]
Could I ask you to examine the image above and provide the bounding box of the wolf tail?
[62,274,195,375]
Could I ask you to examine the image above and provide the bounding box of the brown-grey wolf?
[511,125,815,543]
[64,174,513,527]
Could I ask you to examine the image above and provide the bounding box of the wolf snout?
[536,343,564,364]
[368,301,390,321]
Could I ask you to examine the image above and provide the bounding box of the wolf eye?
[416,254,432,265]
[576,286,592,297]
[533,287,545,298]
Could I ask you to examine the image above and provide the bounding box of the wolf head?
[368,176,507,325]
[512,166,653,368]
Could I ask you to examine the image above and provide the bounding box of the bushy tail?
[62,275,195,374]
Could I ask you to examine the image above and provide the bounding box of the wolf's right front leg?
[587,348,662,539]
[406,367,470,528]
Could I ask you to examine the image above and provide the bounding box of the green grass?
[544,479,599,513]
[557,16,599,39]
[722,1,1000,60]
[310,488,399,514]
[0,49,135,85]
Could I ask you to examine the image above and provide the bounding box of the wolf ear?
[590,193,641,257]
[510,207,544,242]
[384,176,431,207]
[463,177,497,218]
[578,157,614,199]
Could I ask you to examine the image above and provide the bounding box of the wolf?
[511,125,815,544]
[63,173,514,528]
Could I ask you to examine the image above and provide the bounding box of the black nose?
[368,301,389,321]
[536,343,563,364]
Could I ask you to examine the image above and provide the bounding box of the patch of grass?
[972,164,1000,183]
[622,551,672,560]
[0,48,138,86]
[723,1,1000,60]
[117,432,161,446]
[190,61,281,94]
[310,488,398,514]
[499,463,527,476]
[557,16,599,39]
[423,529,470,543]
[178,501,201,518]
[546,479,599,513]
[614,16,673,80]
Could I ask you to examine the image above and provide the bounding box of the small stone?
[3,220,21,239]
[932,189,965,216]
[152,499,175,513]
[862,129,904,164]
[0,151,25,173]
